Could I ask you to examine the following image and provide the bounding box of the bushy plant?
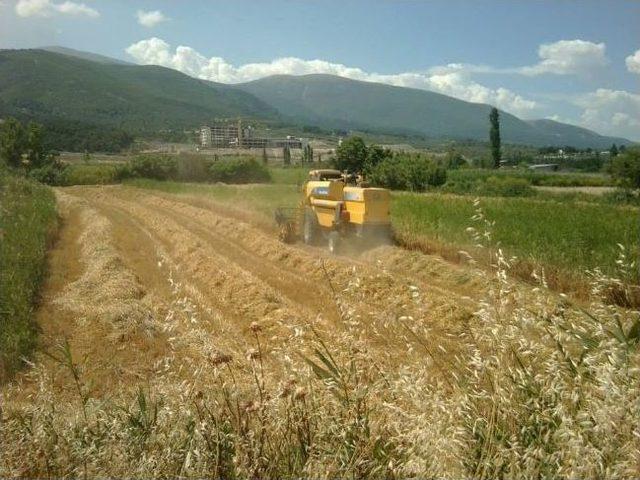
[610,147,640,189]
[444,150,468,169]
[601,188,640,206]
[128,155,178,180]
[28,161,68,185]
[209,157,271,184]
[1,118,66,184]
[367,154,446,191]
[333,136,393,173]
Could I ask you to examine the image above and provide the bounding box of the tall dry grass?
[1,199,638,478]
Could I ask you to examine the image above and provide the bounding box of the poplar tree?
[489,107,501,168]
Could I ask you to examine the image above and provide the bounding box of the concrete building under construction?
[200,121,302,149]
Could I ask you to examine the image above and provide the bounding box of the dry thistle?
[249,321,263,333]
[280,377,297,398]
[209,351,232,366]
[293,386,307,400]
[246,348,260,361]
[243,400,260,413]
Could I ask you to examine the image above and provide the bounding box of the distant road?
[533,186,616,196]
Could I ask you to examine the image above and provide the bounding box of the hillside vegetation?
[0,49,277,132]
[237,74,633,148]
[0,48,634,149]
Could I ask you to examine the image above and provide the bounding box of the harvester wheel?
[327,231,340,255]
[302,207,319,245]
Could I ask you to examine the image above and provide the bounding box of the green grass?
[447,168,615,187]
[392,192,639,281]
[125,178,302,217]
[268,166,313,185]
[0,168,58,381]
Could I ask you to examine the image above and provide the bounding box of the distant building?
[199,121,302,149]
[200,122,244,148]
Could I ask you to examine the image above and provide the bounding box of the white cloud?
[575,88,640,140]
[136,9,168,28]
[421,40,609,78]
[625,49,640,75]
[15,0,99,17]
[520,39,607,76]
[125,37,538,116]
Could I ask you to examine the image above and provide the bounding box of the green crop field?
[392,193,639,282]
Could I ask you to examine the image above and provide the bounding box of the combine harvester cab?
[276,169,392,254]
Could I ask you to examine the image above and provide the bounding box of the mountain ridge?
[0,48,278,132]
[235,73,633,148]
[0,47,633,148]
[40,46,133,65]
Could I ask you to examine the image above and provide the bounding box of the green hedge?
[209,157,271,183]
[0,167,57,381]
[122,155,271,184]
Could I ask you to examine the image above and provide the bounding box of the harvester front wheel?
[303,207,319,245]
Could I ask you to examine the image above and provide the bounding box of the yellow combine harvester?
[275,169,392,253]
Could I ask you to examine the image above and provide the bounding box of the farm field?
[127,178,640,291]
[2,184,638,477]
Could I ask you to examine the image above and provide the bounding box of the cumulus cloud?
[421,40,609,78]
[125,37,538,116]
[625,49,640,75]
[15,0,99,17]
[575,88,640,140]
[136,9,168,28]
[520,39,607,76]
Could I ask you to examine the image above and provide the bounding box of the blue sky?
[1,0,639,140]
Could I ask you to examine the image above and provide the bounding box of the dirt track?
[6,184,485,402]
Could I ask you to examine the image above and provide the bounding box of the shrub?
[28,162,68,185]
[129,155,178,180]
[368,154,446,191]
[601,188,640,206]
[209,157,271,184]
[610,147,640,189]
[444,151,468,169]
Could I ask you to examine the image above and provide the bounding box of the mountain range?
[0,47,633,149]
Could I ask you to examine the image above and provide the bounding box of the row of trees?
[332,132,639,192]
[279,144,315,166]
